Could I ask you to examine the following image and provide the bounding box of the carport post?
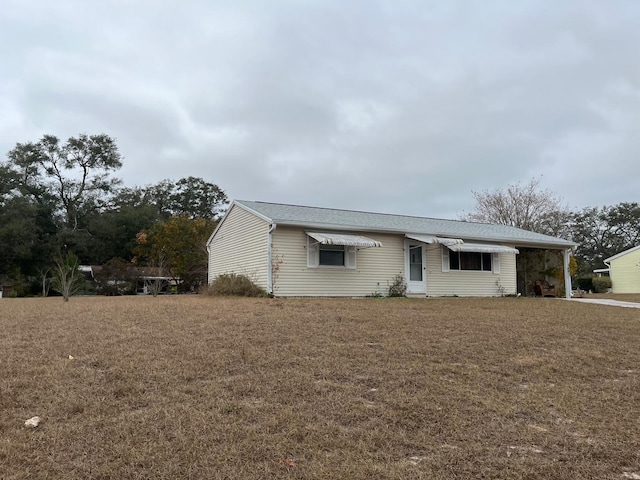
[563,248,572,299]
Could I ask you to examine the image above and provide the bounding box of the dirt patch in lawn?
[1,296,639,479]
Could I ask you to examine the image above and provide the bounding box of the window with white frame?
[447,250,493,271]
[442,245,505,274]
[307,237,356,268]
[449,250,492,271]
[319,244,346,266]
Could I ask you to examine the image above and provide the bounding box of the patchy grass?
[1,296,639,479]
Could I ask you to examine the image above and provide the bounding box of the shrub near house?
[206,273,267,297]
[592,276,613,293]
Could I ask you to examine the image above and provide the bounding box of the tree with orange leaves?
[134,215,216,291]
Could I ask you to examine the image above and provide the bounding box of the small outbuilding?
[604,246,640,293]
[207,200,576,298]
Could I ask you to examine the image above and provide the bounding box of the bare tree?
[460,177,572,238]
[51,252,85,301]
[145,253,167,297]
[37,267,51,297]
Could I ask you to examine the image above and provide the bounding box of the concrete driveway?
[570,298,640,309]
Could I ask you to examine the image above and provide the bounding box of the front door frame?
[405,240,426,294]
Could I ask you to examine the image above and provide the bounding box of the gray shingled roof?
[235,200,576,249]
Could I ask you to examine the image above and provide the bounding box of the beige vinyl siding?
[271,227,404,297]
[271,227,518,297]
[610,249,640,293]
[208,204,269,289]
[425,245,517,297]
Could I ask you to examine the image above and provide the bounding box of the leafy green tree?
[2,134,228,295]
[76,176,226,265]
[0,163,19,198]
[6,133,123,230]
[81,204,160,264]
[146,176,228,220]
[1,156,59,292]
[1,133,126,285]
[0,192,58,288]
[571,202,640,274]
[75,178,226,266]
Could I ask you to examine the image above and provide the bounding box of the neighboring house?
[603,246,640,293]
[83,265,179,295]
[593,268,610,277]
[207,200,576,298]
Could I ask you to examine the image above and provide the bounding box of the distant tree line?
[2,136,635,295]
[462,178,640,275]
[0,133,227,295]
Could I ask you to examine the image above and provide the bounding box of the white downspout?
[267,223,277,295]
[563,248,572,299]
[206,243,211,285]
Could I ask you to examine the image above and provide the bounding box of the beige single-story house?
[603,246,640,293]
[207,200,576,298]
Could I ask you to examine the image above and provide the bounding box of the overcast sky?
[1,0,639,219]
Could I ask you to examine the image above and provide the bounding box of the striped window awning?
[306,232,382,248]
[405,234,463,246]
[447,243,519,254]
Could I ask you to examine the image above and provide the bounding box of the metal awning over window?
[406,234,463,246]
[447,243,519,254]
[307,232,382,248]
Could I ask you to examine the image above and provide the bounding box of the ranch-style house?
[207,200,577,298]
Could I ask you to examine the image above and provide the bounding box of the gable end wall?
[208,205,269,289]
[610,249,640,293]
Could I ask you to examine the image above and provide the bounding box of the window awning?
[307,232,382,248]
[406,234,463,246]
[447,243,519,254]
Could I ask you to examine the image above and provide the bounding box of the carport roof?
[230,200,577,249]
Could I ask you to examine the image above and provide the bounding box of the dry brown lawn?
[1,295,639,479]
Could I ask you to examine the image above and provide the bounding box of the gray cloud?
[1,0,639,219]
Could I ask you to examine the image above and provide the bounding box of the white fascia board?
[509,240,578,250]
[206,203,234,247]
[604,244,640,263]
[470,235,576,249]
[457,235,576,249]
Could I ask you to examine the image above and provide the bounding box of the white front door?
[405,240,426,294]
